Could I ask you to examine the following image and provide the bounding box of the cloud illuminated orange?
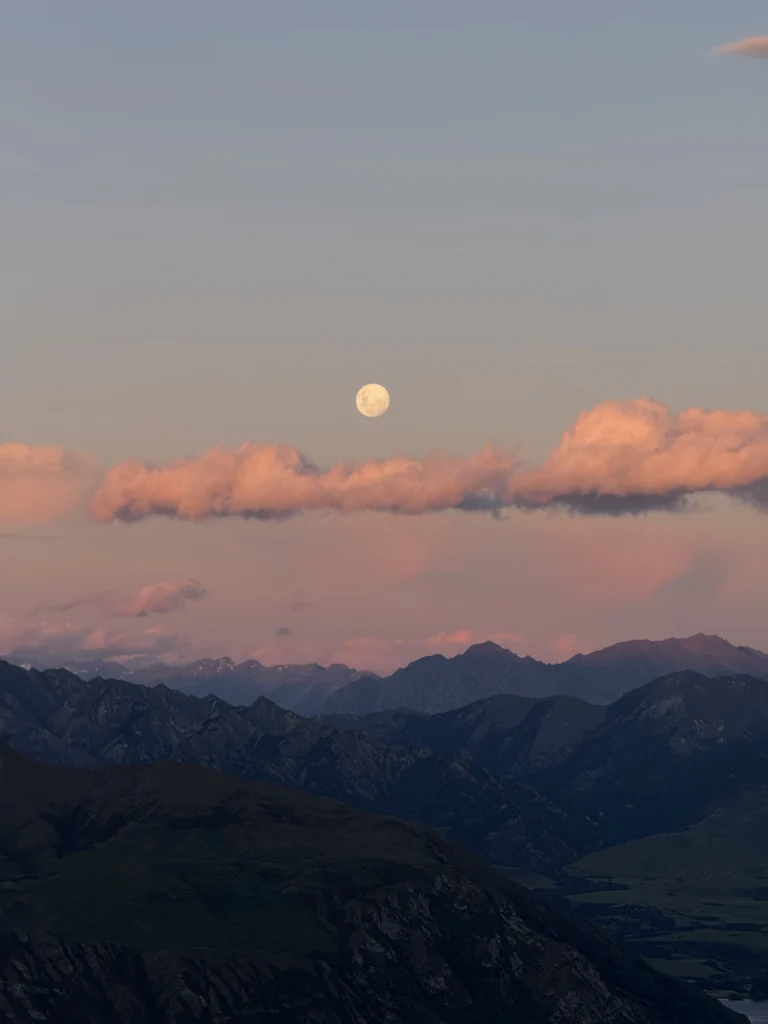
[507,399,768,513]
[9,399,768,526]
[0,444,97,525]
[0,614,184,665]
[87,398,768,522]
[90,443,513,522]
[713,37,768,57]
[113,579,207,618]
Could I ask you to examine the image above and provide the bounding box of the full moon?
[356,383,390,418]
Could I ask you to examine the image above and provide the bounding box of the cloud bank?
[90,443,514,522]
[113,579,207,618]
[0,614,184,667]
[88,399,768,521]
[0,444,97,525]
[714,37,768,58]
[8,400,768,525]
[507,398,768,513]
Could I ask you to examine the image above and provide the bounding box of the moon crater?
[356,383,390,418]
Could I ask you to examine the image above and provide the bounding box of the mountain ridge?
[4,658,768,995]
[33,632,768,716]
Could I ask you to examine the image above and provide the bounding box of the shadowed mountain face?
[323,693,608,778]
[0,660,596,872]
[5,658,768,999]
[0,746,745,1024]
[56,657,374,714]
[5,660,768,871]
[531,671,768,846]
[322,634,768,715]
[44,633,768,716]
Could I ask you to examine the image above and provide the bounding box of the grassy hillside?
[562,786,768,998]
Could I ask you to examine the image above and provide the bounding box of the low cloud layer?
[113,579,207,618]
[90,443,514,522]
[714,37,768,58]
[87,399,768,522]
[250,628,527,675]
[0,614,184,667]
[7,400,768,525]
[0,444,97,525]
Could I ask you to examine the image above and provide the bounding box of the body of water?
[722,1001,768,1022]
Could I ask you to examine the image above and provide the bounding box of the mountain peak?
[463,641,517,657]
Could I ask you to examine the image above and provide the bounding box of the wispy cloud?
[328,629,526,673]
[28,591,114,617]
[12,399,768,526]
[273,591,315,613]
[113,579,207,618]
[713,36,768,58]
[423,628,523,650]
[0,614,185,667]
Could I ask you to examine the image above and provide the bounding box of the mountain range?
[0,660,594,872]
[0,744,742,1024]
[53,656,374,714]
[4,656,768,999]
[49,633,768,715]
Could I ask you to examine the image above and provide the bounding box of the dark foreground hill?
[0,746,744,1024]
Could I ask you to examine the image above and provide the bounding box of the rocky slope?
[531,671,768,845]
[0,747,745,1024]
[324,692,607,778]
[59,656,373,714]
[0,660,595,871]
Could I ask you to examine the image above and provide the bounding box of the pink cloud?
[9,398,768,529]
[0,443,97,525]
[0,614,185,666]
[272,591,315,612]
[113,579,207,618]
[90,443,515,522]
[507,399,768,513]
[424,628,524,650]
[536,516,698,605]
[328,629,526,674]
[550,634,581,660]
[249,631,527,676]
[88,399,768,523]
[713,37,768,57]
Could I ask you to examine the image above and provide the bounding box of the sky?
[2,1,768,673]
